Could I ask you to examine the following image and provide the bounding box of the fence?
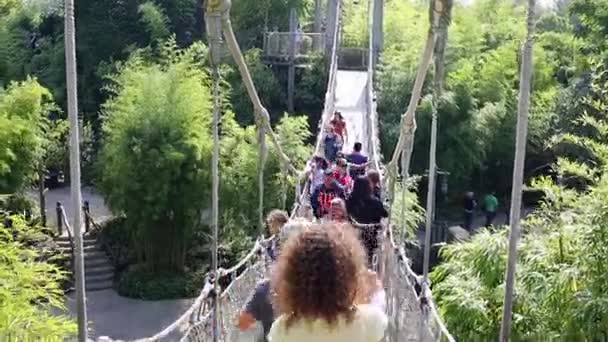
[338,47,369,70]
[262,32,325,59]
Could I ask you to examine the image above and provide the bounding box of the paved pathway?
[26,186,112,234]
[335,70,369,154]
[55,289,194,340]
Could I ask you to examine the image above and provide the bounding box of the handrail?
[58,204,76,285]
[137,233,273,341]
[137,281,214,342]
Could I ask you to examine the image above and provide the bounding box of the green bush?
[99,42,212,273]
[96,216,135,272]
[431,74,608,339]
[117,265,204,300]
[0,78,58,193]
[0,215,75,339]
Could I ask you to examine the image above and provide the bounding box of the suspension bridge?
[58,0,458,340]
[89,1,456,341]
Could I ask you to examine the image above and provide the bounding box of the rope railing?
[57,204,76,287]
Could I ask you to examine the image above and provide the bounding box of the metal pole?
[64,0,87,338]
[499,0,535,339]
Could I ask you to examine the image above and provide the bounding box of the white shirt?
[268,304,387,342]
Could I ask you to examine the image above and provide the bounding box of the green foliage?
[138,1,170,42]
[374,0,570,198]
[0,216,75,340]
[99,43,212,273]
[219,111,311,236]
[96,216,135,272]
[117,266,203,300]
[0,78,59,193]
[226,48,285,124]
[390,180,425,242]
[431,71,608,340]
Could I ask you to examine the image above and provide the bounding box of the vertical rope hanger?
[257,121,267,238]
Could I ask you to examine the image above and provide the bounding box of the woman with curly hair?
[268,223,387,341]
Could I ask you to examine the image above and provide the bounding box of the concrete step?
[56,238,97,248]
[83,250,108,260]
[86,279,113,291]
[67,256,111,268]
[85,264,114,277]
[85,272,114,283]
[58,244,99,254]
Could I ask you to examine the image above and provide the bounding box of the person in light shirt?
[268,223,388,342]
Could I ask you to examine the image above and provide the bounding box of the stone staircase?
[56,235,115,291]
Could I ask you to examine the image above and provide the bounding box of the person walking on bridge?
[347,142,369,178]
[347,177,388,265]
[333,158,353,193]
[268,223,388,342]
[330,111,348,144]
[265,209,289,262]
[324,126,340,162]
[237,219,311,342]
[311,169,345,219]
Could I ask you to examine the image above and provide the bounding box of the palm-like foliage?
[432,71,608,340]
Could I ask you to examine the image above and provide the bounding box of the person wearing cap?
[236,219,311,342]
[310,169,346,219]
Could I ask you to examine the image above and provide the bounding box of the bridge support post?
[313,0,323,50]
[371,0,383,69]
[326,0,338,56]
[287,8,297,112]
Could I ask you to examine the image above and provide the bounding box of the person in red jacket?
[332,158,353,193]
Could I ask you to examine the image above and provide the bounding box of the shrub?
[0,78,57,193]
[0,215,75,339]
[116,265,205,300]
[96,216,135,272]
[99,43,212,273]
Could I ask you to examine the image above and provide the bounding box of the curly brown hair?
[271,222,368,329]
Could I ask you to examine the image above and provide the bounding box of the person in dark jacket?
[311,169,346,219]
[346,176,388,265]
[463,191,477,231]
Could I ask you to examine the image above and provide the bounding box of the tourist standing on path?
[346,142,369,178]
[347,177,388,265]
[237,219,311,342]
[311,170,346,219]
[268,223,388,342]
[463,192,477,231]
[482,192,498,227]
[324,126,340,162]
[330,111,348,144]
